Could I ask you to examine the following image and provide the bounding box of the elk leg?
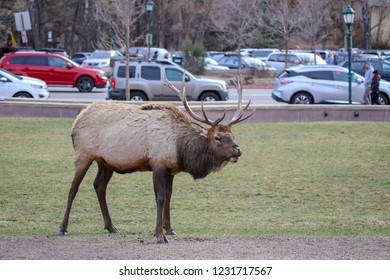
[93,161,117,234]
[59,158,93,235]
[153,169,169,244]
[163,175,176,236]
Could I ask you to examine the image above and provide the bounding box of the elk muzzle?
[229,145,242,163]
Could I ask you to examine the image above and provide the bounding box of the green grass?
[0,118,389,238]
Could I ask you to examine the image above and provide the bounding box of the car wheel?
[291,92,313,104]
[377,93,389,105]
[13,92,33,98]
[130,91,148,101]
[76,76,94,92]
[200,92,220,101]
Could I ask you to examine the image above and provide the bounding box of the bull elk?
[59,75,255,243]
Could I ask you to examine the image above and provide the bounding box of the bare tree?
[211,0,258,72]
[160,0,216,50]
[370,0,390,48]
[298,0,332,62]
[262,0,307,67]
[97,0,145,100]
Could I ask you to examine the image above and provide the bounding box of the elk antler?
[164,74,225,128]
[227,75,256,127]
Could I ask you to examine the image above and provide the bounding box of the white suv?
[266,52,326,70]
[272,65,390,105]
[108,60,229,101]
[82,50,123,68]
[0,68,49,100]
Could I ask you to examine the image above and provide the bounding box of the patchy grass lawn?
[0,118,389,237]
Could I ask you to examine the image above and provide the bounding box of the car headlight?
[97,71,106,77]
[222,82,228,91]
[31,84,43,89]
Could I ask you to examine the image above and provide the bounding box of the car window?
[117,66,135,78]
[25,56,48,66]
[48,57,67,68]
[370,61,381,71]
[351,62,365,70]
[333,71,349,82]
[382,62,390,72]
[251,50,272,57]
[278,70,298,78]
[218,57,227,64]
[165,68,183,81]
[306,70,334,80]
[268,54,278,61]
[288,55,300,64]
[277,55,286,62]
[141,66,161,80]
[9,56,26,64]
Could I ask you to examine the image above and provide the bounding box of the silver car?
[272,65,390,105]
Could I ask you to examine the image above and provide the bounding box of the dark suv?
[0,52,108,92]
[340,59,390,82]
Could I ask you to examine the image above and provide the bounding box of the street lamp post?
[342,5,355,104]
[147,0,154,60]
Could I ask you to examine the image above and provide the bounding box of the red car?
[0,52,108,92]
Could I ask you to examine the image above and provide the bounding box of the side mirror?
[66,63,73,69]
[185,75,190,82]
[356,78,363,84]
[0,77,8,82]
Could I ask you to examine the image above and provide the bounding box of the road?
[47,86,279,105]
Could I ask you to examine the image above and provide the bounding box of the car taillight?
[111,78,116,89]
[279,78,293,84]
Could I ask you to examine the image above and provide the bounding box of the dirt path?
[1,235,389,260]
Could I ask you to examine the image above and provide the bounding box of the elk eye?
[214,136,221,143]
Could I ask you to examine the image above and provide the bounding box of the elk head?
[165,74,255,167]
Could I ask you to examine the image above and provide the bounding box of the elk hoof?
[106,225,120,234]
[166,231,177,236]
[156,236,169,244]
[58,230,68,236]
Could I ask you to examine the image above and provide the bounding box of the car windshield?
[252,50,273,57]
[0,68,22,80]
[205,58,219,65]
[90,52,111,59]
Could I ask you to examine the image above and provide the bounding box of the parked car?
[339,59,390,82]
[218,55,273,71]
[81,50,122,68]
[122,47,171,60]
[204,57,229,71]
[0,52,108,92]
[334,48,360,64]
[207,51,225,63]
[70,52,91,65]
[0,68,49,100]
[108,60,229,101]
[266,52,327,70]
[271,65,390,105]
[249,48,280,61]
